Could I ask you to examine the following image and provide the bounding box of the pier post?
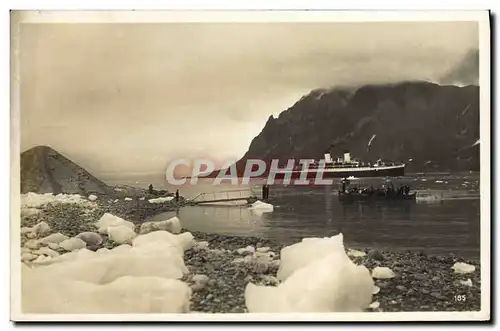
[262,184,270,201]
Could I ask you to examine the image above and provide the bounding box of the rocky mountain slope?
[236,81,479,173]
[21,146,115,195]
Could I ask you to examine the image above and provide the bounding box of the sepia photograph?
[10,10,490,321]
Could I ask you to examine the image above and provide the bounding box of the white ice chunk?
[21,208,41,217]
[148,197,174,204]
[24,239,40,250]
[21,192,90,208]
[277,234,344,281]
[256,247,270,253]
[21,227,33,235]
[33,247,60,258]
[108,225,137,245]
[96,213,135,235]
[347,249,367,258]
[368,301,380,309]
[59,237,87,251]
[237,246,256,255]
[139,217,182,235]
[371,267,396,279]
[40,233,69,245]
[98,245,188,284]
[75,232,103,246]
[22,272,192,314]
[29,221,51,237]
[88,194,98,201]
[248,200,274,214]
[21,253,37,262]
[32,254,52,265]
[452,262,476,274]
[124,197,133,201]
[192,274,210,285]
[459,278,473,287]
[133,230,194,255]
[176,232,195,252]
[194,241,209,250]
[245,233,373,313]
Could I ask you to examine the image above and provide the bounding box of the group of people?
[341,180,411,197]
[148,184,180,202]
[366,183,411,197]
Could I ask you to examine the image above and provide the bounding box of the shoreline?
[19,194,481,313]
[183,231,481,313]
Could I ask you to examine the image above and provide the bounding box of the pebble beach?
[19,193,481,314]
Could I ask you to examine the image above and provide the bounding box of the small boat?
[338,177,416,203]
[338,191,417,203]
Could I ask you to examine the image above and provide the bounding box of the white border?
[8,9,491,322]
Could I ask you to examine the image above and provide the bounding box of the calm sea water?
[104,173,481,260]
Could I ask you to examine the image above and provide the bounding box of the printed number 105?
[454,295,466,302]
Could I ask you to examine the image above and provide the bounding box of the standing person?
[262,184,268,200]
[175,189,180,202]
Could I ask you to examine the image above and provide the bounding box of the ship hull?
[269,164,405,180]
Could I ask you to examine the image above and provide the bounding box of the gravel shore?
[20,197,482,314]
[182,232,481,313]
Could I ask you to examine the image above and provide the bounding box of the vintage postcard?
[10,10,490,322]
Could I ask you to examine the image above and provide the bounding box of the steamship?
[271,151,405,179]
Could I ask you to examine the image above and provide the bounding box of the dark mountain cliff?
[237,81,479,173]
[21,146,114,195]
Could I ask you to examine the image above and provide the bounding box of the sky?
[19,21,479,176]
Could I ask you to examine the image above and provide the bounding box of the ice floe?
[245,233,373,312]
[459,278,473,287]
[148,197,174,204]
[277,234,344,281]
[21,221,51,237]
[108,225,137,244]
[139,216,182,235]
[95,213,135,235]
[347,249,367,258]
[371,267,396,279]
[39,233,69,245]
[59,237,87,252]
[21,214,196,314]
[452,262,476,274]
[248,200,274,214]
[21,193,93,209]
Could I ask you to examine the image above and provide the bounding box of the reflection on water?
[150,173,480,260]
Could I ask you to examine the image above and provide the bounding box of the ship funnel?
[343,151,351,163]
[324,153,333,163]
